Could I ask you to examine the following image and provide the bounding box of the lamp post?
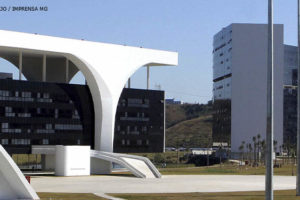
[296,0,300,196]
[266,0,274,199]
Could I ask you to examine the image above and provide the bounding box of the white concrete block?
[55,145,90,176]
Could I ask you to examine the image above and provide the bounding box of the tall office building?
[212,24,284,153]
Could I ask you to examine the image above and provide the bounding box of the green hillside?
[165,103,213,148]
[166,103,212,128]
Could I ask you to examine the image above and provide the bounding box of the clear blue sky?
[0,0,297,103]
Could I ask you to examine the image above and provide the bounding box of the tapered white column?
[18,52,22,80]
[42,55,46,82]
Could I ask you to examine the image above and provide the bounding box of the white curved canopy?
[0,30,178,153]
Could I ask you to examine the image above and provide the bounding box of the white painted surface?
[0,145,39,200]
[122,157,155,178]
[55,146,90,176]
[231,24,283,152]
[31,175,296,194]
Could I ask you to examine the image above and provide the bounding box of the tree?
[206,137,212,167]
[279,145,282,159]
[248,143,253,165]
[154,153,164,164]
[246,143,250,162]
[273,140,278,166]
[273,140,278,152]
[252,136,257,166]
[239,141,245,163]
[261,139,266,165]
[257,134,261,164]
[218,144,223,168]
[281,144,286,165]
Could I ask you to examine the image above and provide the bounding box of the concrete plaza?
[31,175,296,194]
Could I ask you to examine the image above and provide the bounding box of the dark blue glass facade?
[0,79,94,154]
[114,88,165,153]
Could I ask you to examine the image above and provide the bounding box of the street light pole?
[266,0,274,199]
[296,0,300,196]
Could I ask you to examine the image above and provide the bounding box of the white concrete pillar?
[65,58,69,83]
[147,65,150,89]
[18,52,22,80]
[42,54,46,82]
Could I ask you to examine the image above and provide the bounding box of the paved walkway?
[31,175,296,194]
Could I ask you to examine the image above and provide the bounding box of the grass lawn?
[111,190,300,200]
[37,193,106,200]
[159,164,296,176]
[110,163,296,176]
[35,190,300,200]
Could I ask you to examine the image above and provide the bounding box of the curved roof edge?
[0,29,178,67]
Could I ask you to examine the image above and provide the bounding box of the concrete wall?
[231,24,284,152]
